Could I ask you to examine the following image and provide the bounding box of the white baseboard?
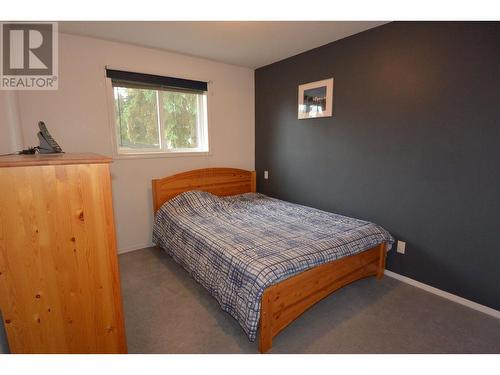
[384,270,500,320]
[118,242,154,254]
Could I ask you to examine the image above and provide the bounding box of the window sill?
[112,150,211,160]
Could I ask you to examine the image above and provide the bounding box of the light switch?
[264,171,269,180]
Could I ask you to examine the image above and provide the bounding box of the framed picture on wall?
[298,78,334,119]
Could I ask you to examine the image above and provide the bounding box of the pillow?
[167,190,226,212]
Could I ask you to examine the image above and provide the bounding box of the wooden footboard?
[259,242,386,353]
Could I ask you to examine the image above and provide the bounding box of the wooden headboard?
[152,168,256,212]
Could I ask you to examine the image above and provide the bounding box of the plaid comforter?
[153,191,393,341]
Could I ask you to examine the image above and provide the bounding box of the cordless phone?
[37,121,63,154]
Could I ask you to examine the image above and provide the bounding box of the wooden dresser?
[0,153,127,353]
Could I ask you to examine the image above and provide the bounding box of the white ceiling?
[59,21,387,69]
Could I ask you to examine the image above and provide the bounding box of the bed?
[152,168,393,353]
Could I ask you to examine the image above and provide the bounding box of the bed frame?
[152,168,386,353]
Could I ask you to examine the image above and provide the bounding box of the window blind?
[105,68,208,92]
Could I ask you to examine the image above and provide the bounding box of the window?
[107,69,209,155]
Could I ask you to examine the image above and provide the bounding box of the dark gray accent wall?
[255,22,500,310]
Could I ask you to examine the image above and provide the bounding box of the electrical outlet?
[264,171,269,180]
[397,240,406,254]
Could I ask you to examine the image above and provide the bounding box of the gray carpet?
[119,247,500,354]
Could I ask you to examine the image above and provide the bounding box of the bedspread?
[153,191,393,341]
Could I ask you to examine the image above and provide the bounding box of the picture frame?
[297,78,334,119]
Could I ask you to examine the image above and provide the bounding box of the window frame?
[105,67,212,160]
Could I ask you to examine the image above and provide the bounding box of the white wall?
[0,91,23,154]
[14,33,255,252]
